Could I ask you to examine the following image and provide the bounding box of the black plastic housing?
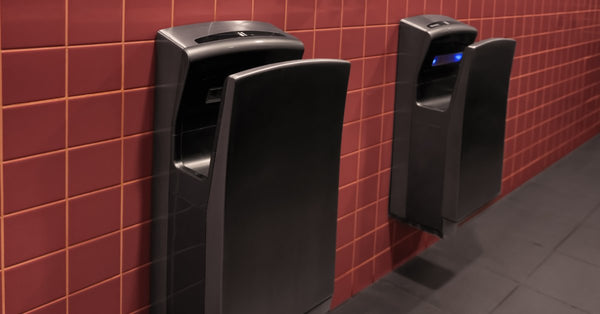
[151,21,350,314]
[389,15,515,235]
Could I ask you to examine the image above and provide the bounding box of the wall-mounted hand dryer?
[151,21,350,314]
[389,15,516,236]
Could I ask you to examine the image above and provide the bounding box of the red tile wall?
[0,0,599,313]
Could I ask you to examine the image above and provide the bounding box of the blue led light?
[431,52,464,67]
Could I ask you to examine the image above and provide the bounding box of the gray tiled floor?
[330,135,600,314]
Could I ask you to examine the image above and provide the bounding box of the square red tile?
[4,152,65,214]
[331,273,352,309]
[388,0,407,24]
[385,54,397,83]
[363,56,385,88]
[174,0,214,26]
[376,198,389,226]
[336,214,355,248]
[382,112,394,141]
[441,0,457,17]
[124,178,152,226]
[338,183,357,217]
[355,204,376,237]
[69,93,121,147]
[374,223,391,253]
[216,0,252,20]
[69,278,120,314]
[364,27,386,57]
[341,27,364,60]
[124,134,153,181]
[1,0,65,49]
[339,153,358,186]
[69,233,120,292]
[379,169,391,198]
[68,0,122,45]
[4,202,66,266]
[344,91,362,123]
[343,0,365,27]
[125,42,155,89]
[286,0,315,30]
[27,300,67,314]
[354,232,375,265]
[125,0,171,41]
[68,45,122,96]
[483,0,495,17]
[357,175,379,207]
[426,0,442,13]
[254,0,286,29]
[352,260,374,294]
[348,59,364,91]
[407,1,425,17]
[380,141,392,170]
[358,145,380,179]
[335,244,354,278]
[123,265,151,313]
[123,222,151,271]
[386,25,399,54]
[316,0,342,28]
[69,187,121,245]
[3,100,65,160]
[470,0,483,18]
[2,49,66,105]
[456,0,469,19]
[124,88,154,136]
[68,141,121,196]
[5,251,66,314]
[383,84,395,113]
[366,0,387,25]
[363,86,383,118]
[360,116,382,148]
[314,29,340,58]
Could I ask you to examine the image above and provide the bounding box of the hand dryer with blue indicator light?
[389,15,515,235]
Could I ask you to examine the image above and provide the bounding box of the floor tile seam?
[554,250,600,271]
[520,282,594,314]
[521,212,595,281]
[466,240,552,283]
[487,285,520,314]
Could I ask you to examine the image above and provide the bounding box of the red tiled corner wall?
[0,0,599,313]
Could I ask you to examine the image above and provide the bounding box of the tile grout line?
[349,0,370,291]
[3,132,149,165]
[1,84,155,109]
[3,219,151,273]
[0,0,6,312]
[370,0,390,281]
[64,0,71,310]
[283,0,288,31]
[120,0,126,311]
[311,0,317,59]
[213,0,217,21]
